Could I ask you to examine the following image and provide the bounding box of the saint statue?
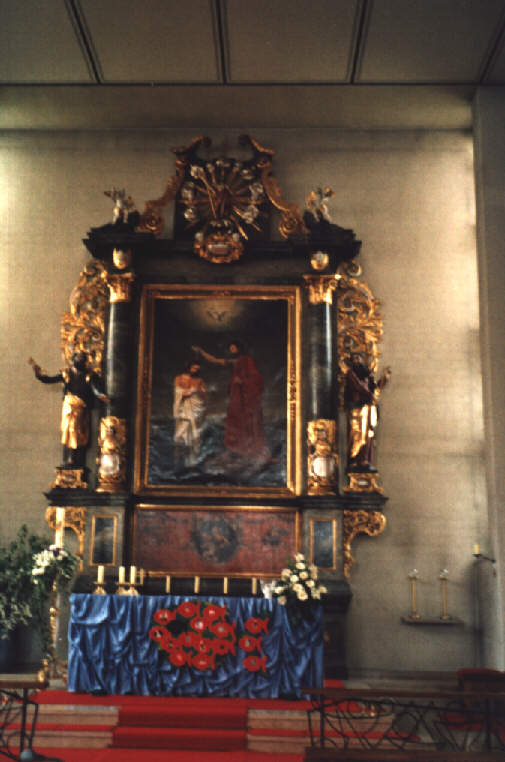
[345,354,391,472]
[30,351,109,468]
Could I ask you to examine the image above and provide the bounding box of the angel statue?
[345,353,391,472]
[104,188,136,224]
[305,186,335,224]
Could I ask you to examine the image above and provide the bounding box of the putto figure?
[345,354,391,472]
[30,351,109,468]
[173,362,207,468]
[192,341,270,464]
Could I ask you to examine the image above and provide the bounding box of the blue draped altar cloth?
[68,594,323,698]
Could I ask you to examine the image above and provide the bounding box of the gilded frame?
[134,284,302,497]
[89,513,118,567]
[309,517,338,571]
[132,504,301,577]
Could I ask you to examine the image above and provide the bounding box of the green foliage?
[0,525,78,656]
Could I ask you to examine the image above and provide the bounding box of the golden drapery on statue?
[60,393,89,450]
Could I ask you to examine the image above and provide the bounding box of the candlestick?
[223,576,228,595]
[407,569,420,620]
[130,565,136,585]
[165,575,171,594]
[194,576,200,594]
[439,569,450,620]
[118,566,125,584]
[139,569,145,586]
[97,565,104,584]
[252,577,258,596]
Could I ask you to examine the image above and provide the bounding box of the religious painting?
[310,518,337,570]
[133,505,300,575]
[134,285,301,497]
[89,514,117,567]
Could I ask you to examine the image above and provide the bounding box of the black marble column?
[105,300,131,418]
[307,301,333,420]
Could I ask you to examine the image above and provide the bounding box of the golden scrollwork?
[45,506,86,570]
[97,416,128,493]
[345,472,384,494]
[194,232,244,264]
[61,260,108,374]
[50,467,88,490]
[343,509,386,579]
[259,163,308,239]
[336,260,383,406]
[104,272,136,303]
[307,419,338,495]
[137,136,206,236]
[303,274,341,305]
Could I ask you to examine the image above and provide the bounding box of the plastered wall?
[0,128,484,675]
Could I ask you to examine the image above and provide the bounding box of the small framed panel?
[133,504,300,576]
[134,284,301,498]
[89,514,118,567]
[309,518,337,570]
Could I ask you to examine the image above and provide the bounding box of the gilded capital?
[303,274,341,305]
[105,272,136,303]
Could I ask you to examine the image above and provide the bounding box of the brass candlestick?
[407,569,420,620]
[439,569,450,620]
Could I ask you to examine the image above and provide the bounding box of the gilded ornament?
[97,417,128,493]
[303,274,341,305]
[344,472,384,494]
[310,250,330,271]
[105,272,136,303]
[194,232,244,264]
[306,187,335,224]
[60,260,108,374]
[307,419,338,495]
[45,506,86,570]
[113,248,132,270]
[343,509,386,579]
[50,467,88,490]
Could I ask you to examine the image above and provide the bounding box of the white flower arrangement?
[272,553,327,610]
[32,545,77,588]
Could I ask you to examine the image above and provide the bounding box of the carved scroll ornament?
[343,509,386,579]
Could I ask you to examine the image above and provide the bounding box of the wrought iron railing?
[0,679,62,762]
[306,688,505,755]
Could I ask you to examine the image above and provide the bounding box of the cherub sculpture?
[305,187,335,224]
[104,188,136,224]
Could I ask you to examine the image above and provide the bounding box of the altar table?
[68,594,323,698]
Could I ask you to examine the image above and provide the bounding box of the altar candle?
[223,576,229,595]
[55,507,65,548]
[130,565,136,585]
[474,543,480,555]
[118,566,125,584]
[97,565,104,584]
[139,569,145,585]
[251,577,258,596]
[194,576,200,594]
[165,575,171,594]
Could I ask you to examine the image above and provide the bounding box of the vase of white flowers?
[272,553,327,625]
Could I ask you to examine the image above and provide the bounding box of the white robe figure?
[173,367,207,466]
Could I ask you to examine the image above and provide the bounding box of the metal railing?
[0,677,62,762]
[306,688,505,755]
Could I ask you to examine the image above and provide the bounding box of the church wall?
[0,128,484,675]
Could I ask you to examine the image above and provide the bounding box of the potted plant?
[0,525,77,668]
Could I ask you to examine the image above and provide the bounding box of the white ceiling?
[1,0,504,128]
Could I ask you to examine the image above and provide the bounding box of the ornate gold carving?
[258,160,308,239]
[194,232,244,264]
[61,260,108,374]
[303,274,341,305]
[50,467,87,490]
[336,260,383,406]
[307,419,338,495]
[46,506,86,570]
[343,509,386,579]
[113,248,132,270]
[344,472,384,494]
[97,417,128,493]
[104,272,135,303]
[137,136,204,235]
[310,250,330,271]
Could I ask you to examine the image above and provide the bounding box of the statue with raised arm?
[345,353,391,472]
[30,351,109,469]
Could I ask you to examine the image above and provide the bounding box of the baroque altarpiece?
[41,136,389,676]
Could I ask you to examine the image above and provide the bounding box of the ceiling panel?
[80,0,220,83]
[0,0,92,83]
[357,0,505,83]
[224,0,361,83]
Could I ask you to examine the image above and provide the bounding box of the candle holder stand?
[93,581,106,595]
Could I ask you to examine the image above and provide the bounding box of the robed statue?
[30,350,109,468]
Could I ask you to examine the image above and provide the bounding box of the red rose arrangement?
[239,615,270,673]
[149,600,236,671]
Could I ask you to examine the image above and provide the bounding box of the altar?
[68,594,323,698]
